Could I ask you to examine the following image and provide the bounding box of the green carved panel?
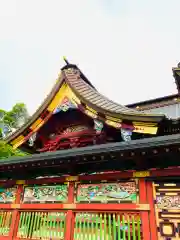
[0,187,16,203]
[76,182,137,203]
[23,185,68,203]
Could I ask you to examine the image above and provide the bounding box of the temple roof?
[62,65,164,120]
[1,133,180,179]
[6,59,165,149]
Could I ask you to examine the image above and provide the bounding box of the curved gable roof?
[63,66,164,122]
[6,60,165,148]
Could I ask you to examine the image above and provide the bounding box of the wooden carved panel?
[23,185,68,203]
[154,182,180,239]
[76,182,137,203]
[0,187,17,203]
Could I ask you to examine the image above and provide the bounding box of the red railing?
[0,175,156,240]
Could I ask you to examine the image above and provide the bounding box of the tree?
[0,140,27,159]
[0,103,29,138]
[0,103,29,159]
[4,103,29,129]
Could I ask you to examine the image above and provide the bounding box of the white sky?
[0,0,180,114]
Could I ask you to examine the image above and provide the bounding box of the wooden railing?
[0,176,157,240]
[0,210,142,240]
[0,211,12,237]
[17,211,66,239]
[74,212,142,240]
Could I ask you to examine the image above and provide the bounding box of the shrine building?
[0,58,180,239]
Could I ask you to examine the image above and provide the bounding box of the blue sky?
[0,0,180,114]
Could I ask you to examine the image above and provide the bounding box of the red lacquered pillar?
[146,181,158,240]
[139,178,151,240]
[9,184,24,240]
[65,182,75,240]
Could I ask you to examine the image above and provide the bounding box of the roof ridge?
[63,66,165,121]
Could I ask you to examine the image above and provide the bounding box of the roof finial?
[63,56,69,65]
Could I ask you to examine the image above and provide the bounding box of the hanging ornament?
[28,132,37,146]
[53,97,76,114]
[94,119,103,133]
[121,128,132,142]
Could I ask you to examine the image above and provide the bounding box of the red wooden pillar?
[139,178,151,240]
[9,184,23,239]
[146,181,158,240]
[65,182,75,240]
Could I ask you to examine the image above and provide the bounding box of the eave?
[127,94,180,111]
[1,133,180,179]
[126,66,180,110]
[6,73,64,143]
[63,66,165,123]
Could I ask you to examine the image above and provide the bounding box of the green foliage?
[0,103,29,138]
[3,103,29,129]
[0,140,28,160]
[0,129,2,139]
[0,103,30,159]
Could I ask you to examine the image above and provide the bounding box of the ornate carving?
[64,68,74,74]
[154,182,180,239]
[94,119,103,133]
[23,185,68,203]
[63,125,88,134]
[156,196,180,209]
[121,128,132,142]
[28,132,37,147]
[76,182,137,203]
[133,171,150,178]
[53,97,76,114]
[64,68,81,79]
[70,137,79,148]
[0,187,17,203]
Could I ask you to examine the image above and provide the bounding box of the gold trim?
[167,209,180,213]
[64,182,69,186]
[154,184,159,187]
[133,171,150,178]
[136,204,150,211]
[11,135,24,145]
[105,119,121,128]
[133,125,158,134]
[133,121,157,127]
[165,192,178,196]
[158,188,180,191]
[85,109,97,119]
[86,105,97,114]
[164,183,176,186]
[65,176,79,182]
[16,180,25,185]
[30,118,43,131]
[62,204,76,209]
[106,115,122,123]
[11,204,20,209]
